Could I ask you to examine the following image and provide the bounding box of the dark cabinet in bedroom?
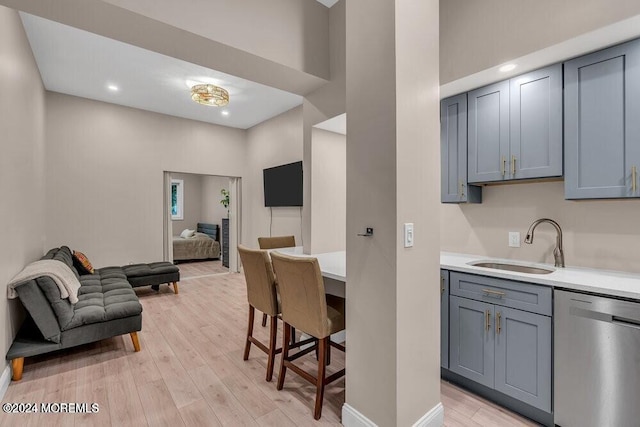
[222,218,230,268]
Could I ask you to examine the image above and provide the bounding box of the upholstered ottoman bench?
[123,262,180,294]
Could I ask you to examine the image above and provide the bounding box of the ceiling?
[20,13,303,130]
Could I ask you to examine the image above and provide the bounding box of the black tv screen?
[263,161,303,207]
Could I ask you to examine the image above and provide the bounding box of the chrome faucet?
[524,218,565,268]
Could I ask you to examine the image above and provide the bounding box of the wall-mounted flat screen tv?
[263,161,303,207]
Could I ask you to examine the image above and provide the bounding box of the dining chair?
[237,245,281,382]
[257,235,296,327]
[270,251,346,420]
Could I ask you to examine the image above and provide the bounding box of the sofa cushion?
[60,267,142,331]
[73,250,95,275]
[123,262,179,278]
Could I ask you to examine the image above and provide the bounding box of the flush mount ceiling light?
[190,83,229,107]
[499,63,517,73]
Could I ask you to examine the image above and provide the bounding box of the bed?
[173,223,221,261]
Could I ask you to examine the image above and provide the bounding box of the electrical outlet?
[508,232,520,248]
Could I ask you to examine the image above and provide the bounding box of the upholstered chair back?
[238,245,279,317]
[270,252,330,339]
[257,235,296,250]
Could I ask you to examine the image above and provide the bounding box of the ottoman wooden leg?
[172,281,179,294]
[11,357,24,381]
[130,332,141,352]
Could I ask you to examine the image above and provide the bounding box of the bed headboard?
[197,223,219,241]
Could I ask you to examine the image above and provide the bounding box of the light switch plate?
[509,231,520,248]
[404,223,414,248]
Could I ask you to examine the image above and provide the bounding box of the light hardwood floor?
[0,266,539,427]
[177,259,228,279]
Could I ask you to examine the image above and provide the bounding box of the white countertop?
[270,247,640,300]
[272,247,346,282]
[442,252,640,300]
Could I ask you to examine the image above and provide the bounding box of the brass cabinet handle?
[501,156,506,176]
[633,166,637,193]
[511,155,516,175]
[496,311,502,335]
[485,309,491,332]
[440,276,445,295]
[482,288,506,298]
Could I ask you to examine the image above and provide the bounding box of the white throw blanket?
[6,260,82,304]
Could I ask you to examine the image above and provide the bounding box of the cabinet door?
[441,95,481,203]
[494,307,551,412]
[440,270,449,369]
[468,80,510,183]
[449,296,494,388]
[565,39,640,199]
[510,64,563,180]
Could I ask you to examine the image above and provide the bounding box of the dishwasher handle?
[612,316,640,330]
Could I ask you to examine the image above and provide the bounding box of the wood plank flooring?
[0,266,539,426]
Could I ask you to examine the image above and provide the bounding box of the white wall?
[310,128,346,253]
[201,175,229,231]
[45,92,246,267]
[244,106,304,248]
[171,173,202,234]
[0,5,46,380]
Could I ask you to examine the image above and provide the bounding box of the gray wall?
[440,1,640,273]
[201,176,229,232]
[0,5,46,384]
[171,173,203,234]
[440,0,640,84]
[45,93,246,267]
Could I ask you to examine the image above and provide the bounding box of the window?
[171,179,184,220]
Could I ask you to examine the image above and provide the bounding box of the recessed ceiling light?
[499,63,517,73]
[221,110,229,116]
[107,84,119,91]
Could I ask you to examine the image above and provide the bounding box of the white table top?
[272,247,346,282]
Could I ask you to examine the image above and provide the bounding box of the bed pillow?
[72,250,95,275]
[180,229,196,238]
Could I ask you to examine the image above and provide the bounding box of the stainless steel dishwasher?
[555,289,640,427]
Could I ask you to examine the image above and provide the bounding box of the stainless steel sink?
[471,262,555,275]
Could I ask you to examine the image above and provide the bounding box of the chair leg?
[326,338,331,366]
[11,357,24,381]
[243,306,255,361]
[266,315,278,382]
[314,337,328,420]
[291,327,297,345]
[277,322,291,391]
[130,332,141,352]
[261,313,268,327]
[172,281,179,294]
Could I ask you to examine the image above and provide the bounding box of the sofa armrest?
[13,280,62,343]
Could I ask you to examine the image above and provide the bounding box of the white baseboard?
[342,403,377,427]
[413,402,444,427]
[342,402,444,427]
[0,363,11,401]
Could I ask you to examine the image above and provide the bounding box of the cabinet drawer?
[450,272,551,316]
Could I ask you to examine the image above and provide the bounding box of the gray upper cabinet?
[510,64,563,180]
[468,81,510,183]
[441,94,481,203]
[468,65,563,184]
[565,39,640,199]
[441,270,449,369]
[494,306,552,412]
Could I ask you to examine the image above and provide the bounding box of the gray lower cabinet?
[440,270,449,369]
[441,94,481,203]
[494,306,552,412]
[448,273,552,413]
[468,64,562,184]
[564,38,640,199]
[450,295,495,388]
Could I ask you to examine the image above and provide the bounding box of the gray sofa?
[7,246,144,381]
